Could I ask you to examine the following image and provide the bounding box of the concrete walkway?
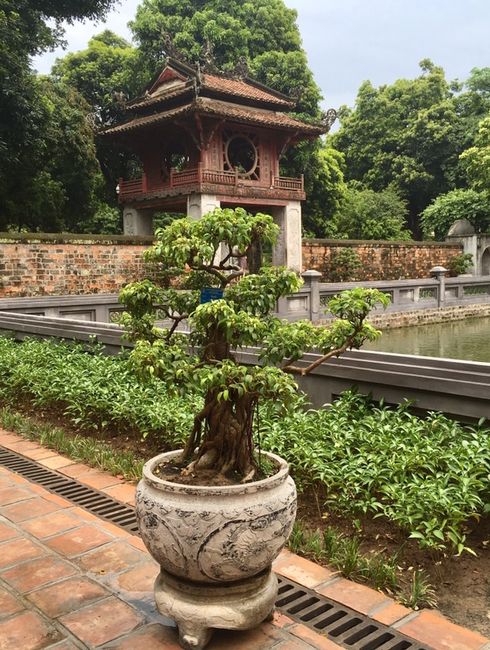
[0,429,488,650]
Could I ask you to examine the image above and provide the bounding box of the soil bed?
[2,401,488,637]
[297,494,490,638]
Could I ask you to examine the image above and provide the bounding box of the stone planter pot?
[136,449,297,649]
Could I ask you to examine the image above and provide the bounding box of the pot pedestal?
[154,568,277,650]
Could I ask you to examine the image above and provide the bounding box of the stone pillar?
[187,194,221,221]
[301,270,322,321]
[430,266,448,308]
[271,201,302,272]
[123,207,154,236]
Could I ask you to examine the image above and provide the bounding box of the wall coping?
[0,232,154,245]
[303,238,461,248]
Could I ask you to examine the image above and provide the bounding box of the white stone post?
[187,194,221,221]
[271,201,302,272]
[123,207,154,236]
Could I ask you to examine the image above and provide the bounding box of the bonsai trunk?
[182,389,258,480]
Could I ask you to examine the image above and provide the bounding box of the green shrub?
[261,391,490,554]
[0,336,487,554]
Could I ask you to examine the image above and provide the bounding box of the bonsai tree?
[119,207,388,482]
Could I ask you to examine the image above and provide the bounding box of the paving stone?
[210,624,285,649]
[0,588,24,619]
[272,611,294,629]
[45,641,79,650]
[75,470,122,490]
[21,449,59,461]
[28,576,108,617]
[273,550,339,589]
[288,624,343,649]
[60,596,143,646]
[317,578,389,615]
[370,600,412,625]
[1,497,63,522]
[77,541,147,575]
[0,538,43,568]
[127,536,148,553]
[116,561,159,593]
[0,486,33,506]
[101,623,180,649]
[0,522,19,542]
[22,511,80,539]
[46,525,113,557]
[37,456,74,470]
[2,556,77,592]
[396,609,489,650]
[102,484,136,506]
[58,463,98,479]
[0,610,63,650]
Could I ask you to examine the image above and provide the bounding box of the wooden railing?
[273,175,304,191]
[118,169,304,200]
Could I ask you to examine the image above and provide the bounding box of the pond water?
[364,316,490,362]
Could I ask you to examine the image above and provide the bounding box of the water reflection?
[365,317,490,362]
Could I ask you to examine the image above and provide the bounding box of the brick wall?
[0,234,153,297]
[303,240,463,281]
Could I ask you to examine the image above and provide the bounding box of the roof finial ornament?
[201,39,219,73]
[162,32,188,63]
[321,108,338,132]
[233,56,249,80]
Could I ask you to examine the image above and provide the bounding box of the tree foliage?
[331,60,484,237]
[120,208,388,480]
[420,188,490,240]
[460,115,490,192]
[0,76,103,231]
[325,185,411,241]
[0,0,117,231]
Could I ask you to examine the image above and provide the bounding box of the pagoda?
[104,57,330,270]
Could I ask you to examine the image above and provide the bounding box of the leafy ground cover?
[0,335,488,632]
[0,335,488,554]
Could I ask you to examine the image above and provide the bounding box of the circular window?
[225,135,258,176]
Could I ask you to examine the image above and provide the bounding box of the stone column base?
[154,568,277,649]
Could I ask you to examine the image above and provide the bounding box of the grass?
[288,520,437,609]
[0,406,144,481]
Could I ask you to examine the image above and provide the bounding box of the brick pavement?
[0,429,488,650]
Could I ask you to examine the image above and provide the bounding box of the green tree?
[420,188,490,240]
[0,77,102,231]
[120,207,388,478]
[331,61,466,237]
[299,147,347,236]
[324,185,411,241]
[52,31,145,205]
[460,115,490,192]
[52,31,142,128]
[0,0,117,230]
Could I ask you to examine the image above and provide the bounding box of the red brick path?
[0,429,488,650]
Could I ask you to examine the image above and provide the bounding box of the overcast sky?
[33,0,490,110]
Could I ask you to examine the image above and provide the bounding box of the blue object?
[200,287,224,304]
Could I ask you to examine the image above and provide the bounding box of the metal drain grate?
[276,577,430,650]
[0,446,430,650]
[0,446,139,534]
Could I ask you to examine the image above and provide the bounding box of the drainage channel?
[0,446,429,650]
[0,446,139,535]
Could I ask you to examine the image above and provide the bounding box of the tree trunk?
[183,389,258,479]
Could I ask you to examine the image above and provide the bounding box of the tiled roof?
[201,74,293,108]
[126,73,293,112]
[103,97,324,137]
